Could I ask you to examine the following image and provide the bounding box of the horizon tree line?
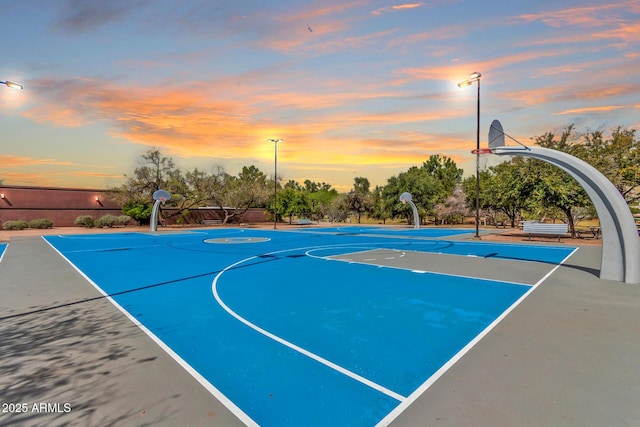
[106,124,640,232]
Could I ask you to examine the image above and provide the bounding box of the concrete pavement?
[1,232,639,426]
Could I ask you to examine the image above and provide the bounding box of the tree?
[384,167,441,225]
[109,148,178,224]
[434,186,468,224]
[533,126,592,237]
[110,148,176,203]
[581,127,640,206]
[278,187,311,223]
[461,170,492,225]
[422,155,463,201]
[347,177,372,223]
[214,165,270,223]
[370,185,392,224]
[327,194,349,222]
[305,181,338,221]
[482,158,537,227]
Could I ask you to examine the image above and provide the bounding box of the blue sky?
[0,0,638,191]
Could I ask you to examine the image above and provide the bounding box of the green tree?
[533,126,592,237]
[347,177,372,223]
[109,148,178,223]
[581,127,640,205]
[305,181,338,221]
[370,185,392,224]
[483,158,537,227]
[423,155,463,200]
[384,167,441,225]
[216,165,270,223]
[278,187,311,223]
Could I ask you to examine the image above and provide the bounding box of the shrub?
[95,214,119,228]
[28,218,54,229]
[74,215,95,228]
[122,201,152,225]
[117,215,131,227]
[2,220,29,230]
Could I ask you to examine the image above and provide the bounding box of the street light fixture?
[267,138,283,229]
[1,80,23,90]
[458,71,481,239]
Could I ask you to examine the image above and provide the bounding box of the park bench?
[202,219,222,226]
[522,222,569,242]
[297,218,312,226]
[576,227,601,239]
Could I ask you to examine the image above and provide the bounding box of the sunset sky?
[1,0,639,192]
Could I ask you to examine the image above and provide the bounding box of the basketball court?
[40,228,574,426]
[1,226,639,426]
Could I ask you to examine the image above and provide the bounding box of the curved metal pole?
[494,146,640,284]
[407,200,420,229]
[150,199,162,232]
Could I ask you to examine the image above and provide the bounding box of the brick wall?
[0,185,267,227]
[0,185,122,227]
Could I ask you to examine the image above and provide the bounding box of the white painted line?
[317,253,532,287]
[211,254,406,403]
[375,246,581,427]
[42,237,259,427]
[0,243,7,264]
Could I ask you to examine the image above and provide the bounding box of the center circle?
[204,237,271,244]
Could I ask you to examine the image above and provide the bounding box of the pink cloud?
[371,3,425,15]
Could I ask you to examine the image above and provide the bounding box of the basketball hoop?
[150,189,171,233]
[152,189,171,202]
[471,148,493,155]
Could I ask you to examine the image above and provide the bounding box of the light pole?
[267,138,283,229]
[458,72,481,239]
[1,80,23,90]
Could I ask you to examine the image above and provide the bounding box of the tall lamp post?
[267,138,283,229]
[1,80,23,90]
[458,72,481,239]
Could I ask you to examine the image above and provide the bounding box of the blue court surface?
[44,228,576,426]
[0,242,7,260]
[290,226,473,238]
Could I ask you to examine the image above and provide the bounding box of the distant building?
[0,185,122,227]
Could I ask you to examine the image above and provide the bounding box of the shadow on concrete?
[0,301,179,426]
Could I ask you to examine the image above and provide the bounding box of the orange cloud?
[0,155,75,167]
[0,171,53,186]
[22,73,474,172]
[554,105,625,115]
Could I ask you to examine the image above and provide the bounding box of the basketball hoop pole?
[150,190,171,232]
